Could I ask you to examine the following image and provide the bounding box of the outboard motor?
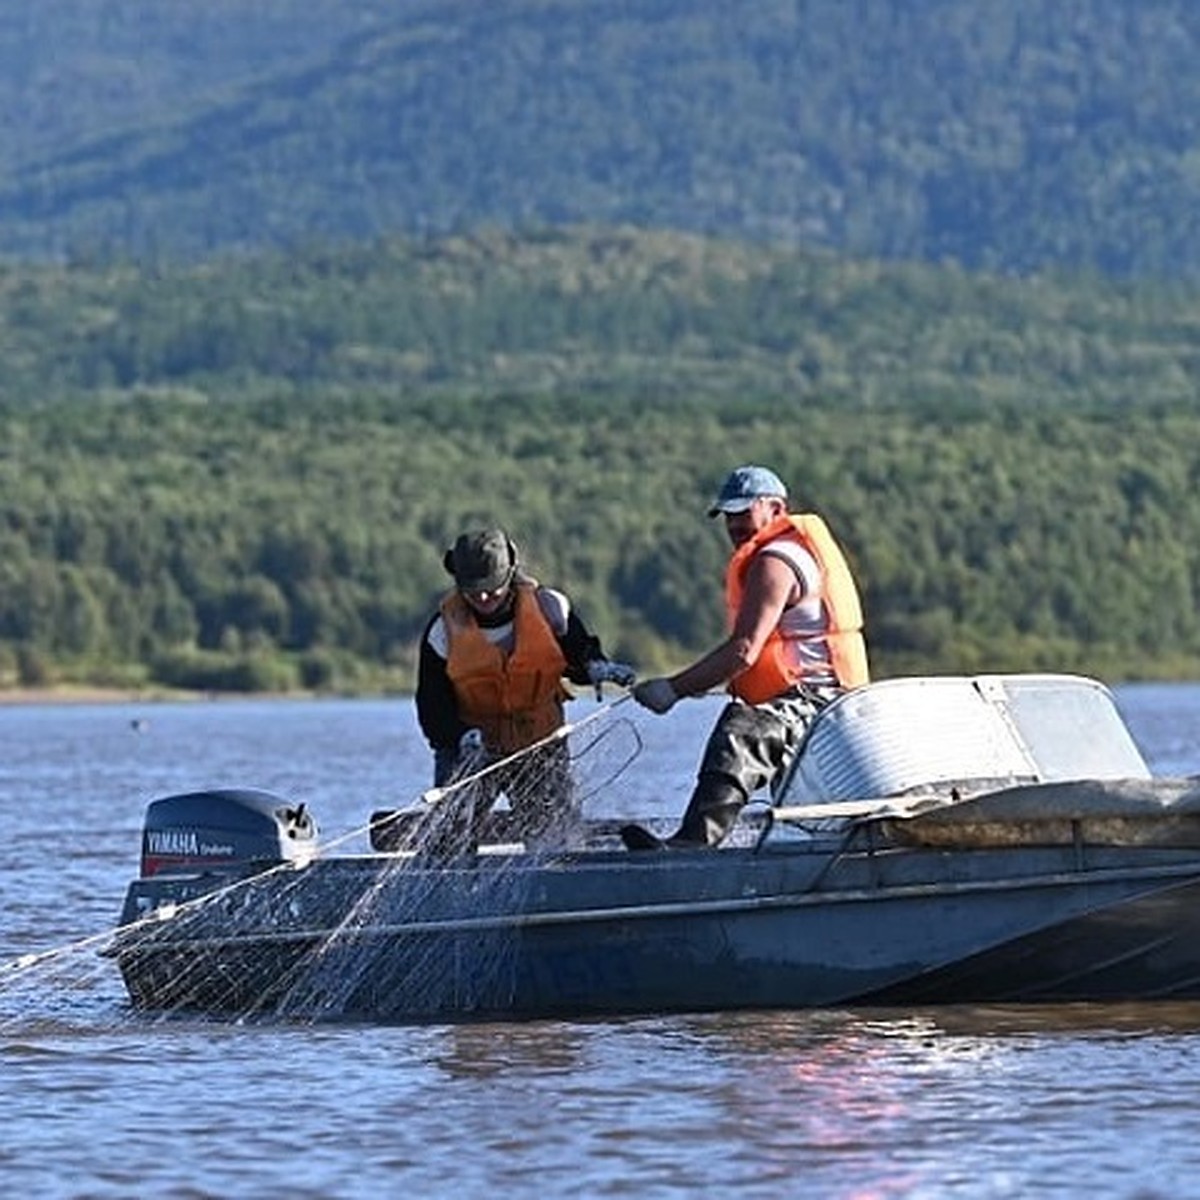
[139,788,318,878]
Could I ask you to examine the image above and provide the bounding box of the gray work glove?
[633,677,678,715]
[586,659,637,699]
[458,728,485,755]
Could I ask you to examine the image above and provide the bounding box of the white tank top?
[759,538,836,684]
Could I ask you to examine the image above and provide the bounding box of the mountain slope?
[4,0,1200,275]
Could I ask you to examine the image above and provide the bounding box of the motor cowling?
[139,788,318,878]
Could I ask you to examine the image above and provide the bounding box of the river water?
[2,684,1200,1198]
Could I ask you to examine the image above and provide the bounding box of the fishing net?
[0,701,644,1030]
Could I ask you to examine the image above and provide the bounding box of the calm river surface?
[3,685,1200,1199]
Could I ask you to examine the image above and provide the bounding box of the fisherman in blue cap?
[624,466,870,850]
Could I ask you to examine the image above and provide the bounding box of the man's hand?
[587,659,637,699]
[633,677,678,714]
[458,728,484,755]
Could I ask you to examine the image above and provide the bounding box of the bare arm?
[668,552,798,698]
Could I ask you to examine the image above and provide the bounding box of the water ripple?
[2,696,1200,1197]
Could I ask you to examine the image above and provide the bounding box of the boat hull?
[109,842,1200,1021]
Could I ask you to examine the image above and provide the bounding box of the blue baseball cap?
[707,465,788,517]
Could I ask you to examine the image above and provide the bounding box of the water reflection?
[890,1000,1200,1038]
[434,1020,589,1079]
[656,1011,945,1196]
[625,1003,1200,1196]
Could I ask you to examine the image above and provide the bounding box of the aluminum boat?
[106,674,1200,1021]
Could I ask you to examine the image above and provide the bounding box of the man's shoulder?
[756,536,820,593]
[533,585,571,632]
[760,534,817,566]
[424,612,450,658]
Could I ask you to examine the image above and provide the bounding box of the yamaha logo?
[145,830,236,857]
[147,829,200,856]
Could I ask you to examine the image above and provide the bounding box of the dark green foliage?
[6,3,1200,691]
[2,228,1199,412]
[4,1,1200,277]
[0,228,1199,689]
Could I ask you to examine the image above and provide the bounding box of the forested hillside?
[4,0,1200,277]
[2,227,1198,410]
[1,229,1199,693]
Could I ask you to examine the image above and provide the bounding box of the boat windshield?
[776,673,1150,806]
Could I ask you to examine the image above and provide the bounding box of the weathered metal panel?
[777,674,1150,806]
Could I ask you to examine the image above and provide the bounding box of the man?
[417,527,635,846]
[624,465,869,850]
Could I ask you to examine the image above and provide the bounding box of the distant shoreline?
[0,686,411,706]
[0,686,280,706]
[0,686,155,706]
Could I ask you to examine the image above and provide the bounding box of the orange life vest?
[441,583,570,754]
[724,512,869,703]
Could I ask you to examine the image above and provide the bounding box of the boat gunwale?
[109,855,1200,952]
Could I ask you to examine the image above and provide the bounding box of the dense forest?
[1,228,1198,693]
[3,0,1200,277]
[3,3,1200,692]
